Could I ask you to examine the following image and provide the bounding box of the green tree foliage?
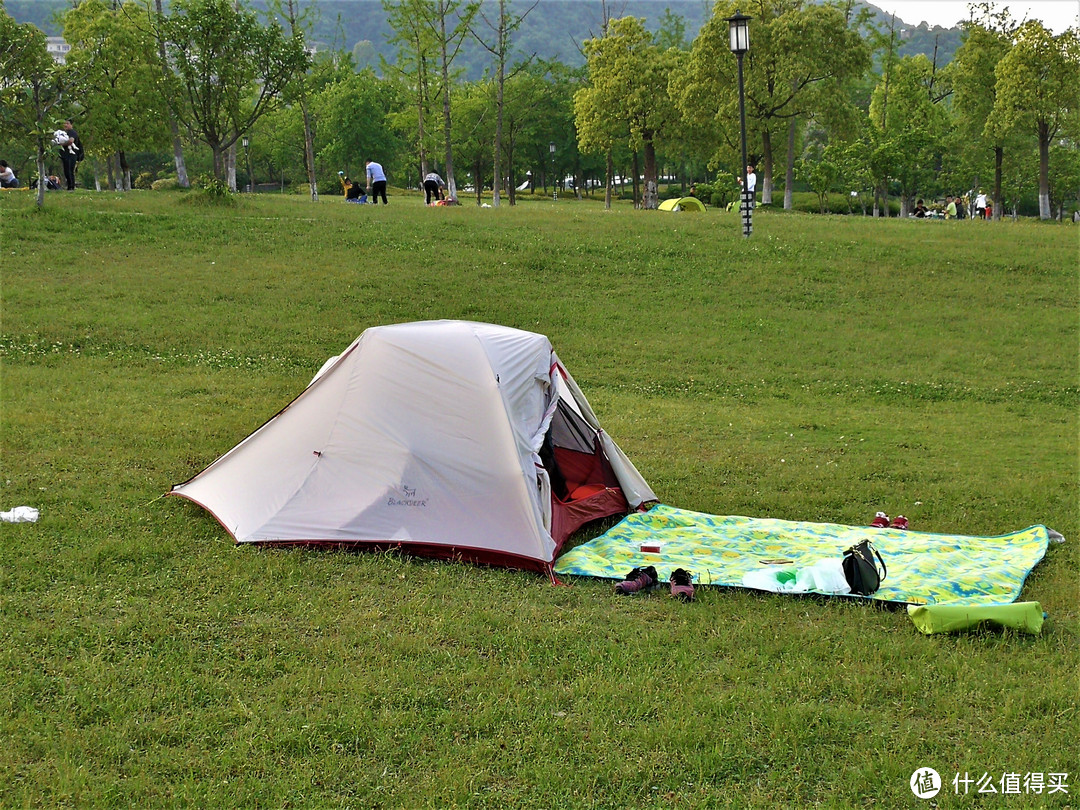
[653,8,687,50]
[382,0,438,179]
[470,0,537,206]
[527,59,584,195]
[796,140,839,213]
[950,10,1015,219]
[4,0,1076,222]
[159,0,310,181]
[576,16,680,209]
[62,0,170,190]
[496,71,551,203]
[384,0,479,199]
[990,20,1080,219]
[451,79,495,202]
[673,0,869,205]
[868,54,951,215]
[0,3,71,204]
[432,0,480,201]
[311,66,403,180]
[271,0,321,200]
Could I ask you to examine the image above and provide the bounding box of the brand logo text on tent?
[388,484,427,508]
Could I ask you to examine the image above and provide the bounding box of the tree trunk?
[170,126,189,188]
[491,0,506,208]
[632,151,640,208]
[119,149,131,191]
[784,118,796,210]
[642,136,658,210]
[439,9,458,201]
[605,149,613,209]
[35,136,46,208]
[300,98,318,201]
[281,0,318,201]
[992,146,1003,221]
[492,64,504,207]
[155,0,189,187]
[507,134,516,205]
[227,143,238,192]
[761,128,773,205]
[1037,121,1051,220]
[418,52,428,178]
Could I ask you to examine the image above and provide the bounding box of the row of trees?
[2,0,1077,217]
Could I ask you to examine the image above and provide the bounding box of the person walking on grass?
[975,190,987,220]
[55,119,82,191]
[366,159,387,205]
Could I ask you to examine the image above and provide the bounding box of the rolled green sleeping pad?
[907,601,1045,635]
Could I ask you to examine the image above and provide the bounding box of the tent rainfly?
[658,197,706,212]
[169,320,656,579]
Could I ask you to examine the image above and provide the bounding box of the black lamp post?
[549,141,557,202]
[242,136,253,193]
[726,10,752,237]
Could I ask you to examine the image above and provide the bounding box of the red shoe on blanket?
[669,568,695,602]
[614,566,658,595]
[870,511,890,528]
[889,515,909,530]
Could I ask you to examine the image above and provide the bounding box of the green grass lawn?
[1,190,1077,808]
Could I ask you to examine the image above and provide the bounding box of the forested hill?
[10,0,964,77]
[297,0,715,75]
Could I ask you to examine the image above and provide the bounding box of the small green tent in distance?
[658,196,706,212]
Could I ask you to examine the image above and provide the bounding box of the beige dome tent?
[169,321,655,579]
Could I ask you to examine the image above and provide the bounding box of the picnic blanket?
[553,504,1057,605]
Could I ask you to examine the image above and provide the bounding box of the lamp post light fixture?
[726,10,752,237]
[241,136,253,193]
[549,141,557,202]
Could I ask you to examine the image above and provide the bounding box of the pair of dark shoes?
[614,565,695,602]
[870,511,909,530]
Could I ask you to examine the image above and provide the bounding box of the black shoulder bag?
[842,539,887,595]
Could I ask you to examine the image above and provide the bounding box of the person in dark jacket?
[55,120,82,190]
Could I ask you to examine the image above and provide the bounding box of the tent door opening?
[541,398,629,551]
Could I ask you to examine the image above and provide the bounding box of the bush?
[692,178,739,210]
[179,175,237,207]
[134,172,155,190]
[151,176,181,191]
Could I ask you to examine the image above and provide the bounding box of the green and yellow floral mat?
[555,504,1057,605]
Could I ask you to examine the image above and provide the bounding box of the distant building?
[46,36,70,64]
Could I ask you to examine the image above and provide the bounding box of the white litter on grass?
[1,506,39,523]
